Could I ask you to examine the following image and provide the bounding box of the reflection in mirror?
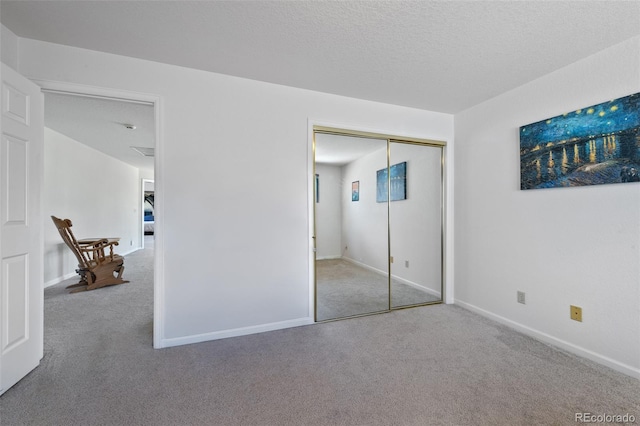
[389,142,443,307]
[314,133,389,321]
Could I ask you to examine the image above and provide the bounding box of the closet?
[313,127,445,321]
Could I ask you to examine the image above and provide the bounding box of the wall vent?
[130,146,155,157]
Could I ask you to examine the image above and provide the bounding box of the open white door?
[0,63,44,396]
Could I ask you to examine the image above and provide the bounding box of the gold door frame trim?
[314,125,446,147]
[312,131,318,320]
[312,126,447,322]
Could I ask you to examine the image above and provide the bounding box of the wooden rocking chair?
[51,216,129,293]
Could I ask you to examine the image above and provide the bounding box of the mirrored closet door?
[389,141,443,308]
[313,129,444,322]
[314,133,389,321]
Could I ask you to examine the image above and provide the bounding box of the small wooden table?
[77,238,120,245]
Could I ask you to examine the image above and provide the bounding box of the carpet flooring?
[1,238,638,426]
[316,258,441,321]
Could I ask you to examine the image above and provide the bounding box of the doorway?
[37,81,162,347]
[142,179,155,249]
[312,127,445,321]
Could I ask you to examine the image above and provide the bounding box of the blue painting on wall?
[520,92,640,189]
[376,162,407,202]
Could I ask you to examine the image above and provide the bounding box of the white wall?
[341,143,443,295]
[454,36,640,377]
[342,145,388,271]
[314,163,342,259]
[17,38,454,346]
[139,168,154,182]
[1,24,19,71]
[44,127,141,286]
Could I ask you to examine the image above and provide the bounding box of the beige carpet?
[1,239,638,425]
[316,258,441,321]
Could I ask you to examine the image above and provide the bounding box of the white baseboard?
[158,317,315,349]
[44,272,77,288]
[343,257,442,298]
[455,299,640,379]
[342,256,387,275]
[316,255,342,260]
[392,274,442,298]
[119,246,141,256]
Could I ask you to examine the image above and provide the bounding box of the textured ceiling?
[3,1,640,114]
[44,93,155,174]
[3,1,640,173]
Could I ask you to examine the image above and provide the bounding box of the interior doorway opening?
[38,82,162,347]
[142,179,155,249]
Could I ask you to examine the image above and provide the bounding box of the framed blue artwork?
[520,92,640,189]
[376,162,406,202]
[352,181,359,201]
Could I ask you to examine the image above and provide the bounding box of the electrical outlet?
[405,260,409,268]
[517,291,525,304]
[570,305,582,322]
[390,256,394,263]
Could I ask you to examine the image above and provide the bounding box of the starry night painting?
[520,92,640,190]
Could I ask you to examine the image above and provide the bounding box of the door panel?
[2,81,30,125]
[3,254,29,351]
[314,133,389,321]
[389,142,443,308]
[3,135,28,223]
[0,64,44,396]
